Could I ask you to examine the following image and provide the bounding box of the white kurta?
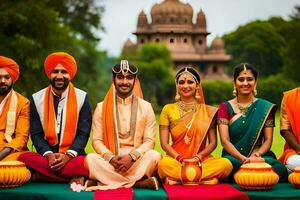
[85,95,161,191]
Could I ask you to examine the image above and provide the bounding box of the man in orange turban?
[19,52,92,183]
[0,56,29,162]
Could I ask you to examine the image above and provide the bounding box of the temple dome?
[137,10,148,26]
[196,9,206,28]
[123,39,135,49]
[211,36,224,49]
[151,0,193,24]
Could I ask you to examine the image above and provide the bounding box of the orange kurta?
[0,92,29,161]
[279,87,300,163]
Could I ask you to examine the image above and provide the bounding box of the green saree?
[221,98,288,182]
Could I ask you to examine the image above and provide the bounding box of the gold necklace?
[178,101,197,118]
[237,98,254,116]
[178,101,197,145]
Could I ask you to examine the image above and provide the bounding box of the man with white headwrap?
[85,60,161,191]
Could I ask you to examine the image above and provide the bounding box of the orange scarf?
[102,78,143,154]
[171,104,217,158]
[44,83,78,153]
[279,87,300,163]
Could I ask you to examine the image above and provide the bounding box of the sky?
[97,0,300,56]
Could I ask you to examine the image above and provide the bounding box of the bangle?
[175,154,184,162]
[193,155,202,162]
[65,152,74,159]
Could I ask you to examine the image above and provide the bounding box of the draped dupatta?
[171,104,217,158]
[102,78,143,154]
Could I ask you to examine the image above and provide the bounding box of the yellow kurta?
[85,95,161,191]
[158,103,232,183]
[0,91,29,161]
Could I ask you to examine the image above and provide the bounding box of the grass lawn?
[27,112,285,158]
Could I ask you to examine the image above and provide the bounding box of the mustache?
[118,83,130,87]
[53,78,67,81]
[0,83,8,87]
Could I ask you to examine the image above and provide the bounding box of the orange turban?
[44,52,77,80]
[0,56,20,83]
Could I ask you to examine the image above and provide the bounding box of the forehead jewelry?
[176,67,199,84]
[120,60,129,74]
[243,64,247,72]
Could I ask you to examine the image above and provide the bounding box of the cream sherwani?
[85,95,161,191]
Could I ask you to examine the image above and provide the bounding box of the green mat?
[233,183,300,200]
[1,183,300,200]
[0,183,94,200]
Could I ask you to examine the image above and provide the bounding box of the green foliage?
[201,80,233,105]
[0,0,107,107]
[121,43,175,109]
[47,0,104,42]
[223,20,286,77]
[257,74,299,106]
[201,75,299,107]
[281,6,300,82]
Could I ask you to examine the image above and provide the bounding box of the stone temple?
[123,0,232,80]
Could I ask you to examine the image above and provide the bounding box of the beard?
[50,77,70,91]
[0,82,13,96]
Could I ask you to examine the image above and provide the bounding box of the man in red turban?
[19,52,92,184]
[0,56,30,162]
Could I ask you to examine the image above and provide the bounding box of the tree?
[47,0,104,42]
[120,43,174,109]
[282,5,300,82]
[223,20,286,76]
[0,0,106,106]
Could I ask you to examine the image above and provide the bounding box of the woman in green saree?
[217,63,288,182]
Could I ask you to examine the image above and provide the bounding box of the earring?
[175,89,180,101]
[253,86,257,96]
[195,88,201,101]
[233,86,237,97]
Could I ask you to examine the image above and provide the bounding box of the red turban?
[44,52,77,80]
[0,56,20,83]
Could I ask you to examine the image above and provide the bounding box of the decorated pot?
[288,166,300,188]
[0,160,31,188]
[234,162,279,190]
[181,158,202,185]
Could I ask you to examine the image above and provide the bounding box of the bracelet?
[65,152,75,159]
[175,154,184,162]
[193,155,202,162]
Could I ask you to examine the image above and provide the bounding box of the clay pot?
[181,159,202,185]
[0,161,31,188]
[234,162,279,190]
[288,166,300,188]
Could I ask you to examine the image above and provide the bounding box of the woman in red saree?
[158,67,232,184]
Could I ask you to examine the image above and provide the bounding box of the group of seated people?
[0,53,299,191]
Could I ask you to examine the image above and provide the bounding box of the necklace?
[178,101,197,145]
[236,98,254,116]
[178,101,197,118]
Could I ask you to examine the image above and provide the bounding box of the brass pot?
[0,160,31,188]
[181,159,202,185]
[234,162,279,190]
[288,166,300,188]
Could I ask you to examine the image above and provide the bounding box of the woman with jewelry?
[157,67,232,185]
[217,63,288,182]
